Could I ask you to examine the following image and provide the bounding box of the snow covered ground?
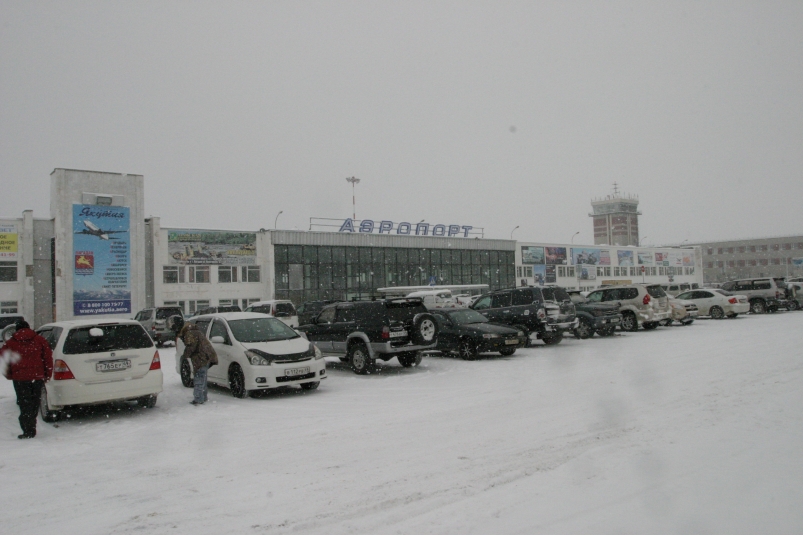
[2,312,802,535]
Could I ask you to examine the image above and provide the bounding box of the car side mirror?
[210,336,225,344]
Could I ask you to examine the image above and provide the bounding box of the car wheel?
[642,322,659,330]
[513,325,531,347]
[229,364,249,398]
[348,342,375,374]
[710,306,725,319]
[750,299,766,314]
[300,381,320,391]
[411,313,439,345]
[180,358,194,388]
[136,394,157,408]
[459,338,478,360]
[620,312,638,332]
[597,326,616,337]
[39,388,60,423]
[397,351,422,367]
[542,333,563,345]
[787,301,799,311]
[499,347,516,356]
[573,319,593,339]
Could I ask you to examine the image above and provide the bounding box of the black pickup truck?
[469,286,577,345]
[566,290,622,338]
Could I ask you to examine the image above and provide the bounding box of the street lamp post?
[639,236,648,247]
[345,177,360,220]
[571,231,580,244]
[511,226,519,240]
[274,211,283,230]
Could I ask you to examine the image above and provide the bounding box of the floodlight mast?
[345,177,360,220]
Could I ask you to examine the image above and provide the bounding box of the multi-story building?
[692,236,803,283]
[589,185,641,246]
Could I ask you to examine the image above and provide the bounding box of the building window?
[163,266,185,284]
[750,246,756,252]
[685,267,694,275]
[706,263,713,269]
[716,261,724,268]
[524,266,532,278]
[0,301,18,313]
[707,248,713,255]
[189,266,210,283]
[727,247,734,254]
[749,260,757,266]
[783,243,792,250]
[737,260,745,267]
[218,266,238,283]
[771,258,781,265]
[717,248,723,254]
[649,267,656,276]
[728,260,735,267]
[567,267,575,277]
[242,265,260,283]
[760,245,768,252]
[797,243,803,249]
[242,298,261,309]
[0,261,17,282]
[218,299,236,306]
[188,300,210,314]
[738,246,745,253]
[597,267,604,276]
[759,259,769,266]
[772,244,780,251]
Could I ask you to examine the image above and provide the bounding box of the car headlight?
[313,344,323,359]
[482,333,500,339]
[244,350,269,366]
[516,331,524,337]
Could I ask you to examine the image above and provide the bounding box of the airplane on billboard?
[75,220,127,240]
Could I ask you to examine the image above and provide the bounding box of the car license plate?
[505,339,518,345]
[285,367,310,377]
[96,359,131,372]
[389,330,407,338]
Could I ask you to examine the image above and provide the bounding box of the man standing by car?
[1,320,53,439]
[178,323,218,405]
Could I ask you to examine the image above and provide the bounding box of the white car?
[174,312,326,398]
[244,300,299,328]
[406,289,464,309]
[37,319,163,422]
[665,295,698,325]
[675,289,750,319]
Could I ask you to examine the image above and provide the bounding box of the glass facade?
[274,245,514,305]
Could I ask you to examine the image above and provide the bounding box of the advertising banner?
[532,265,546,285]
[655,252,669,266]
[545,265,556,284]
[572,247,601,265]
[545,247,567,265]
[617,250,634,266]
[577,265,597,281]
[792,258,803,267]
[521,246,545,264]
[168,230,256,265]
[638,252,653,265]
[72,204,131,316]
[599,250,611,265]
[0,224,18,259]
[682,251,695,267]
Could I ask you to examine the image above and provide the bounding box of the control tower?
[589,184,641,246]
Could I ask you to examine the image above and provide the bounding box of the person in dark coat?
[178,323,218,405]
[1,320,53,439]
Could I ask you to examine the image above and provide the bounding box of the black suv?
[297,300,337,326]
[470,286,577,345]
[298,298,438,374]
[566,291,621,338]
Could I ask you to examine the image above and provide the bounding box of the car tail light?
[381,326,390,340]
[149,351,161,370]
[643,294,651,305]
[536,308,546,320]
[729,297,738,304]
[53,359,75,380]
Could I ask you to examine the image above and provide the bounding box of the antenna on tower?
[612,182,620,196]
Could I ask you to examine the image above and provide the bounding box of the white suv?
[37,319,163,422]
[585,284,671,331]
[244,300,299,328]
[175,312,326,398]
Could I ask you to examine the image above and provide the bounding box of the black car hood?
[462,322,521,335]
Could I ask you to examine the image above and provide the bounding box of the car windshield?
[156,308,183,320]
[63,324,154,354]
[447,309,489,325]
[541,287,570,301]
[714,289,733,296]
[217,306,242,313]
[228,317,300,343]
[676,292,693,299]
[646,285,667,298]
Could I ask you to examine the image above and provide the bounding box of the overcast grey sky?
[2,1,802,245]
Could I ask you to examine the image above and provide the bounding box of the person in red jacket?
[1,320,53,439]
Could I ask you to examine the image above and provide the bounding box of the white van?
[244,300,299,328]
[405,289,464,310]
